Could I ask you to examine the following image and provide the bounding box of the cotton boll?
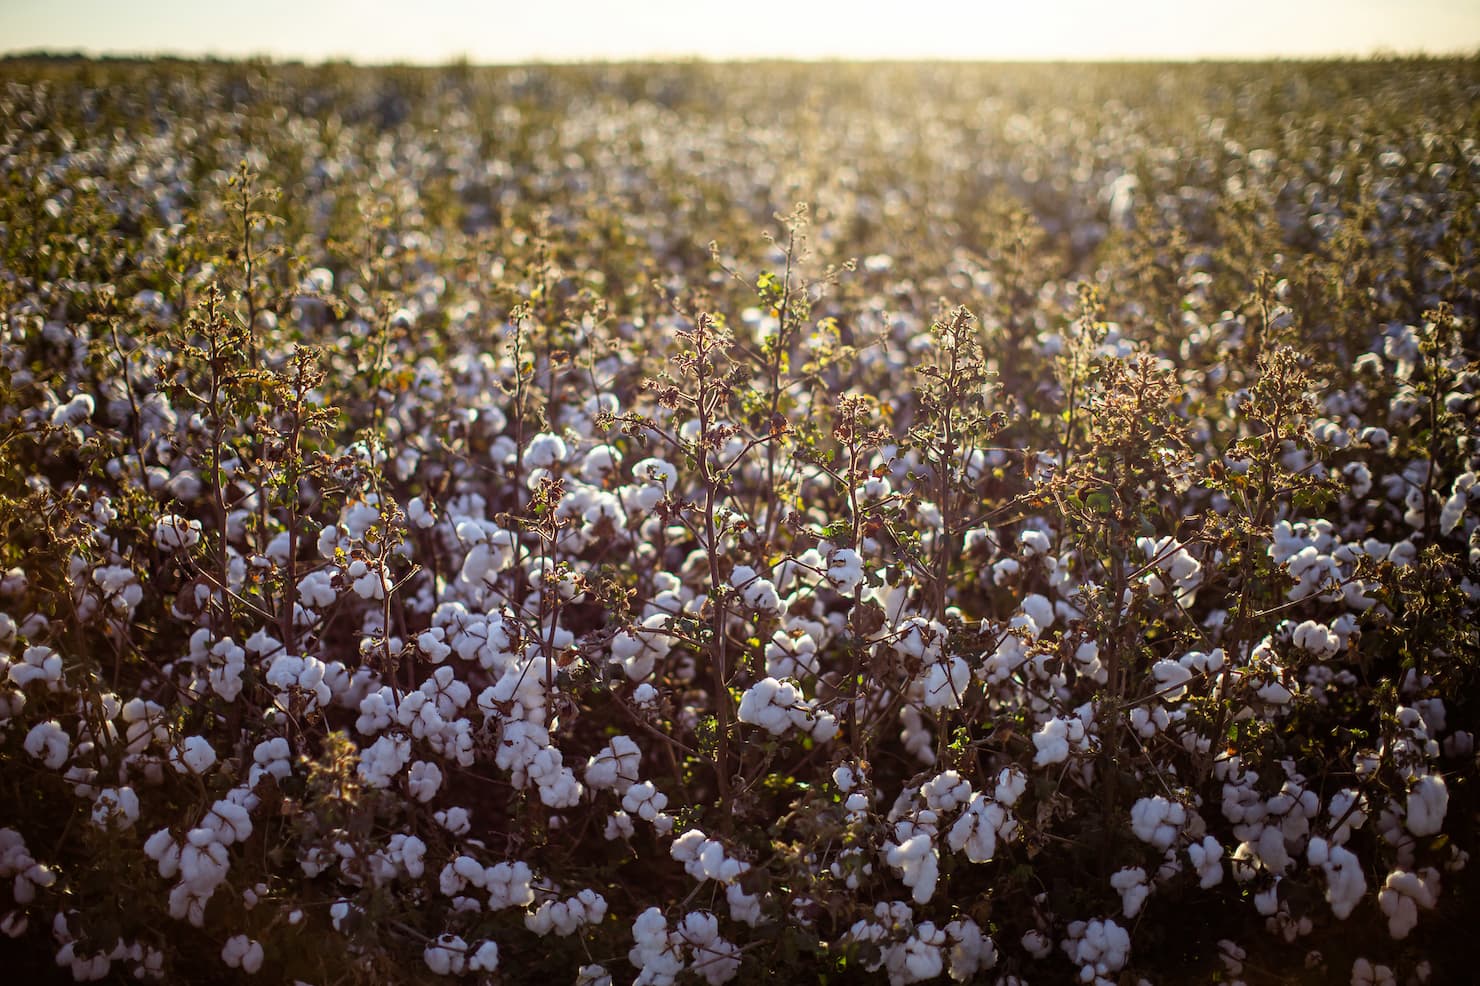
[765,629,820,680]
[407,760,444,802]
[526,889,609,936]
[468,940,499,972]
[1292,620,1341,659]
[921,771,973,813]
[153,514,202,552]
[622,781,669,823]
[1377,868,1440,939]
[729,565,780,613]
[1061,918,1131,982]
[1110,867,1150,918]
[1350,957,1396,986]
[1188,836,1224,888]
[1020,593,1055,634]
[23,720,69,769]
[297,570,338,609]
[833,764,859,793]
[888,923,945,985]
[90,787,139,830]
[1019,528,1051,557]
[1307,837,1366,919]
[610,613,673,681]
[585,735,642,793]
[8,645,63,690]
[423,934,467,975]
[524,432,568,469]
[737,677,792,735]
[922,656,971,710]
[575,964,611,986]
[943,918,996,981]
[1021,929,1052,959]
[347,559,387,600]
[404,496,438,529]
[993,767,1028,806]
[885,832,939,904]
[1130,796,1187,852]
[1032,716,1084,766]
[50,392,95,428]
[1152,659,1194,701]
[170,736,216,774]
[826,549,865,596]
[221,935,264,974]
[1404,775,1448,837]
[357,734,411,789]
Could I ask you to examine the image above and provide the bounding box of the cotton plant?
[0,56,1477,986]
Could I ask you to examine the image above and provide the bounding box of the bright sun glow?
[3,0,1479,62]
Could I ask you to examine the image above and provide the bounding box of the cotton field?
[0,58,1477,984]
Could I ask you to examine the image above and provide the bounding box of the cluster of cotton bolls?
[1,57,1478,986]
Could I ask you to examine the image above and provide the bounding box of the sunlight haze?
[3,0,1479,62]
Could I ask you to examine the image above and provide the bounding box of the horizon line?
[5,47,1479,68]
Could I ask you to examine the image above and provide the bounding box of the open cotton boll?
[942,918,996,982]
[465,940,499,972]
[153,514,201,552]
[480,860,535,910]
[7,645,63,690]
[671,830,750,884]
[1032,716,1084,766]
[1187,836,1224,888]
[50,393,95,427]
[1021,929,1053,959]
[1377,868,1440,939]
[1350,957,1396,986]
[1130,796,1187,852]
[423,934,467,975]
[1151,659,1194,701]
[1307,837,1365,919]
[23,720,70,769]
[357,734,411,789]
[621,780,669,822]
[1404,774,1448,837]
[169,735,216,774]
[525,889,608,936]
[91,786,140,829]
[1292,620,1341,659]
[894,617,946,662]
[407,760,443,802]
[921,771,973,813]
[220,935,264,975]
[1019,593,1055,635]
[922,657,971,710]
[729,565,780,613]
[825,548,865,596]
[585,735,642,793]
[765,629,820,680]
[1019,528,1052,557]
[1061,918,1131,984]
[948,793,1014,863]
[297,570,337,609]
[1110,867,1150,918]
[346,559,387,600]
[610,613,673,681]
[456,522,516,586]
[737,676,791,734]
[833,764,859,793]
[524,432,569,469]
[885,832,940,904]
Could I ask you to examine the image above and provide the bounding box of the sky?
[2,0,1478,63]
